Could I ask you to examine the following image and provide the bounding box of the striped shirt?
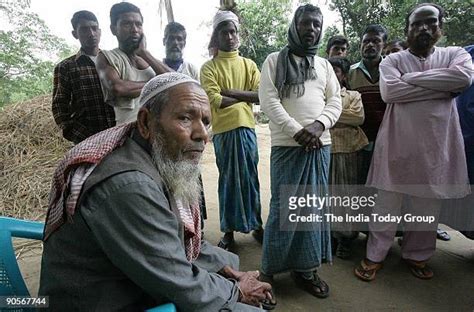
[348,59,386,142]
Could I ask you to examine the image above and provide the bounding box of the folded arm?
[337,91,364,126]
[221,89,259,104]
[222,61,261,105]
[380,56,452,104]
[401,49,472,93]
[200,63,231,109]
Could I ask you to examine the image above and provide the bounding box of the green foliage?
[318,25,341,58]
[329,0,474,61]
[0,2,75,106]
[237,0,293,68]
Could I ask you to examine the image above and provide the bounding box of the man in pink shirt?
[355,3,472,281]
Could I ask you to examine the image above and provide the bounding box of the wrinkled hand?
[294,121,325,151]
[238,272,273,307]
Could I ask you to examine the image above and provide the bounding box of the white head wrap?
[212,10,239,30]
[139,72,198,107]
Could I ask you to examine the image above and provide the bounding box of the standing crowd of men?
[44,1,472,311]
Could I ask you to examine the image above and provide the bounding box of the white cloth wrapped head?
[212,9,239,30]
[139,72,198,107]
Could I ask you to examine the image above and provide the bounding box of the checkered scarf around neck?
[44,123,134,241]
[44,73,202,261]
[275,6,323,98]
[175,200,201,261]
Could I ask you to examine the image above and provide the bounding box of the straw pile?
[0,95,72,221]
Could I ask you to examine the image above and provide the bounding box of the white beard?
[151,136,202,205]
[167,51,183,62]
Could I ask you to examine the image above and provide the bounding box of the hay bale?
[0,95,72,221]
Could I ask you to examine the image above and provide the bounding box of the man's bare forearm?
[111,80,146,98]
[137,50,172,75]
[220,96,240,108]
[222,89,259,103]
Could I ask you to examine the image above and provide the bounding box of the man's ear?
[72,30,78,40]
[137,108,152,140]
[110,24,117,36]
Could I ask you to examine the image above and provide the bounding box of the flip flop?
[404,259,434,280]
[291,271,330,298]
[354,259,383,282]
[436,229,451,241]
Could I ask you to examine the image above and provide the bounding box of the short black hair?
[404,3,445,34]
[328,57,351,75]
[294,3,323,22]
[164,22,186,39]
[361,24,388,42]
[385,39,408,50]
[326,35,349,54]
[110,2,143,26]
[71,10,98,30]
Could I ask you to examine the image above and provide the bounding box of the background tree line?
[322,0,473,61]
[0,0,73,106]
[236,0,473,63]
[1,0,472,107]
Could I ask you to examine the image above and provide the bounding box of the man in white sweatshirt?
[259,3,341,299]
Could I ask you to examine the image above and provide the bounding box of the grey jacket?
[39,135,245,311]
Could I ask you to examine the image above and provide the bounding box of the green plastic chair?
[145,303,177,312]
[0,217,44,297]
[0,217,176,311]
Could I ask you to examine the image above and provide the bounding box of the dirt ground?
[18,124,474,311]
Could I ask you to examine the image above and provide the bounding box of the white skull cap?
[139,72,198,107]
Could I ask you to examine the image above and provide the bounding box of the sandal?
[291,271,330,298]
[436,229,451,241]
[354,259,383,282]
[404,259,434,280]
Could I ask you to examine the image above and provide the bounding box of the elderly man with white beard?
[39,73,273,311]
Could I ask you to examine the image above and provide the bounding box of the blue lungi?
[213,127,263,233]
[262,145,332,275]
